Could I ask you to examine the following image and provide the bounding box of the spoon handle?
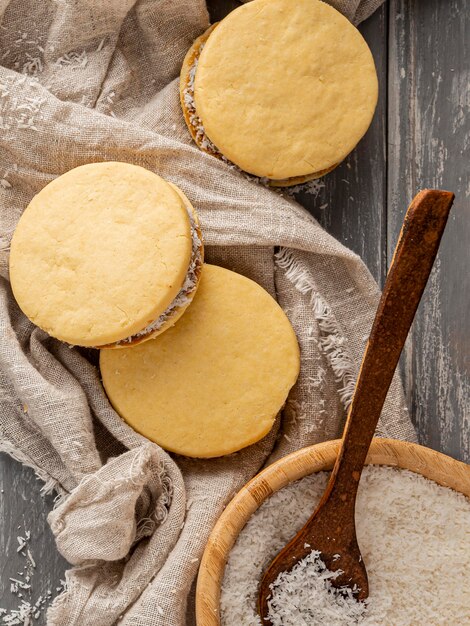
[326,189,454,510]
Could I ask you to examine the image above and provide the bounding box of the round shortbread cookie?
[100,264,300,458]
[191,0,378,180]
[10,162,201,347]
[179,24,337,186]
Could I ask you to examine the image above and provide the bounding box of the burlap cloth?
[0,1,416,624]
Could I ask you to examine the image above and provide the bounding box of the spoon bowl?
[196,438,470,625]
[257,189,454,622]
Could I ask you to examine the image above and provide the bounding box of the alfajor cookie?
[9,162,203,348]
[100,264,300,458]
[180,0,378,185]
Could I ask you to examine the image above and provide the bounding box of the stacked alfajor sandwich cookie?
[10,161,300,458]
[180,0,379,186]
[10,162,204,348]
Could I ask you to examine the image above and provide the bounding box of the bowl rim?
[196,437,470,625]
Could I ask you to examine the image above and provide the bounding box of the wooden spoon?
[258,189,454,622]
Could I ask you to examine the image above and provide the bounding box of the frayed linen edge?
[275,247,357,410]
[0,437,63,496]
[46,449,175,624]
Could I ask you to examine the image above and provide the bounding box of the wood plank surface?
[0,459,68,623]
[388,0,470,463]
[1,1,468,623]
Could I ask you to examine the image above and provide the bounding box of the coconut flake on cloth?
[0,1,413,625]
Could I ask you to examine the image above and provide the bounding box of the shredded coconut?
[55,50,88,69]
[21,54,43,76]
[221,466,470,625]
[2,29,45,78]
[267,550,367,625]
[0,76,45,132]
[0,526,57,626]
[283,179,326,198]
[183,47,221,157]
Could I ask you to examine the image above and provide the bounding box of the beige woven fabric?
[0,1,413,625]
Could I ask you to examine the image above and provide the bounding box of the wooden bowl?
[196,437,470,625]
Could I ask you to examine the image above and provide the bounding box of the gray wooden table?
[1,0,468,623]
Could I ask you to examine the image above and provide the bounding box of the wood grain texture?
[388,0,470,463]
[0,456,68,622]
[197,438,470,625]
[1,0,469,623]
